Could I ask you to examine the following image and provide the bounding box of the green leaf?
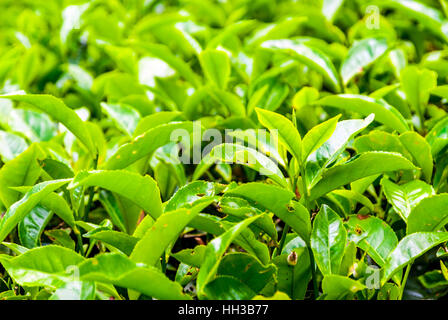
[98,190,127,233]
[322,275,365,300]
[330,190,375,212]
[0,131,28,162]
[0,179,71,243]
[45,229,76,250]
[255,107,302,163]
[130,200,213,267]
[69,170,162,220]
[104,122,194,170]
[373,0,448,42]
[83,229,139,256]
[0,144,43,208]
[382,232,448,284]
[132,42,201,88]
[309,152,417,201]
[133,111,182,137]
[302,115,340,162]
[322,0,345,22]
[400,66,437,123]
[252,292,291,300]
[341,37,389,85]
[49,281,96,300]
[18,205,53,249]
[196,215,262,298]
[217,253,277,293]
[346,215,398,267]
[101,102,140,137]
[407,194,448,233]
[78,253,190,300]
[199,49,230,90]
[165,181,220,211]
[273,248,311,300]
[210,144,287,188]
[0,94,96,156]
[381,178,434,222]
[209,88,246,116]
[203,276,256,300]
[0,245,84,288]
[172,245,206,267]
[399,131,434,183]
[13,186,75,228]
[1,242,29,256]
[305,115,374,189]
[354,131,411,159]
[219,196,278,241]
[226,183,311,243]
[316,95,409,133]
[426,116,448,157]
[311,205,347,275]
[261,40,341,92]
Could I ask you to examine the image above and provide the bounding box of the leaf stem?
[274,224,290,257]
[74,226,85,256]
[299,165,318,298]
[399,263,412,300]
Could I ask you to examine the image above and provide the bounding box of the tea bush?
[1,0,448,300]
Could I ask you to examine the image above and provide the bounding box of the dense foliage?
[1,0,448,300]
